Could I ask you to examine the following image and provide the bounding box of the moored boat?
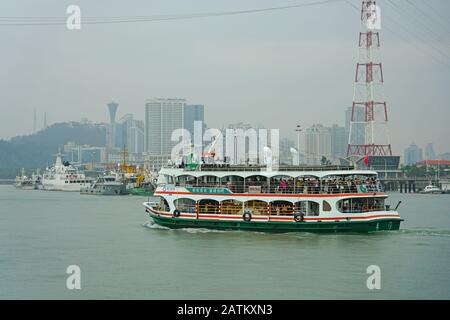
[80,174,128,195]
[143,164,403,233]
[41,154,93,191]
[15,168,41,190]
[129,182,155,197]
[420,185,442,194]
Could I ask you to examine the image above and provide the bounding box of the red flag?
[363,155,369,165]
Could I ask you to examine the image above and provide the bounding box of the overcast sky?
[1,0,449,155]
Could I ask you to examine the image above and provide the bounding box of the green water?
[0,185,449,299]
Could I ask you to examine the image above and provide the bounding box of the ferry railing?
[173,181,384,195]
[181,164,356,172]
[339,206,386,214]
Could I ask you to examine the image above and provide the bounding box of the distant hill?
[0,122,106,175]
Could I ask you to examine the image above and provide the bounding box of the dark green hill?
[0,122,106,176]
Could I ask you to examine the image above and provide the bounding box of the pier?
[380,178,450,193]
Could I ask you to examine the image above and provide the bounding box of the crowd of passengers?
[178,176,382,194]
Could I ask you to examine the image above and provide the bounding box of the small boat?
[420,185,442,194]
[80,174,128,195]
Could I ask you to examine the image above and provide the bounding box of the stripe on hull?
[144,205,403,233]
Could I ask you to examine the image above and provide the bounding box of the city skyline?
[1,0,449,156]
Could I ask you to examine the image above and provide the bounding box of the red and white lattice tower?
[346,0,392,157]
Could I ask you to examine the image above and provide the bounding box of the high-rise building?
[305,124,332,165]
[329,124,347,161]
[106,101,118,150]
[115,114,144,156]
[424,143,436,160]
[404,143,423,165]
[145,98,185,155]
[184,104,205,137]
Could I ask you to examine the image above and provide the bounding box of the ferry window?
[269,201,293,216]
[323,201,332,212]
[247,200,270,215]
[174,198,196,213]
[295,201,319,216]
[65,181,68,183]
[337,198,385,213]
[198,199,219,215]
[221,200,243,215]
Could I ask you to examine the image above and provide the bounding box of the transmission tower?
[347,0,392,157]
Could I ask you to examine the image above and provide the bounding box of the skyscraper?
[106,101,118,150]
[115,114,144,155]
[145,98,185,155]
[404,143,423,165]
[305,124,332,165]
[184,104,205,137]
[329,124,347,161]
[424,143,436,160]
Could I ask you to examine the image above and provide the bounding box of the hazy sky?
[1,0,449,155]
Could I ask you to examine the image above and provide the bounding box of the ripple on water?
[399,228,450,238]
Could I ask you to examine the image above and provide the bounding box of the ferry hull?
[147,211,402,233]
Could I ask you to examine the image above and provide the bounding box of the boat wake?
[399,228,450,238]
[142,220,171,230]
[142,221,231,233]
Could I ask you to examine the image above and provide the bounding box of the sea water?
[0,185,449,299]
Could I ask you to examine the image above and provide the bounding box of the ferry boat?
[42,154,93,191]
[143,164,403,233]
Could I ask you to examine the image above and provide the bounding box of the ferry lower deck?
[144,203,403,233]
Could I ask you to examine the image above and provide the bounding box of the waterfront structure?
[143,153,172,172]
[404,143,423,165]
[63,142,106,166]
[358,155,401,180]
[106,101,119,150]
[144,163,403,233]
[145,98,185,155]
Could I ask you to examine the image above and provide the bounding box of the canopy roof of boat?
[159,166,378,179]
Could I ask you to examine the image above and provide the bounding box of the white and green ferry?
[143,164,403,233]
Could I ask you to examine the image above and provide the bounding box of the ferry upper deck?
[157,164,383,195]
